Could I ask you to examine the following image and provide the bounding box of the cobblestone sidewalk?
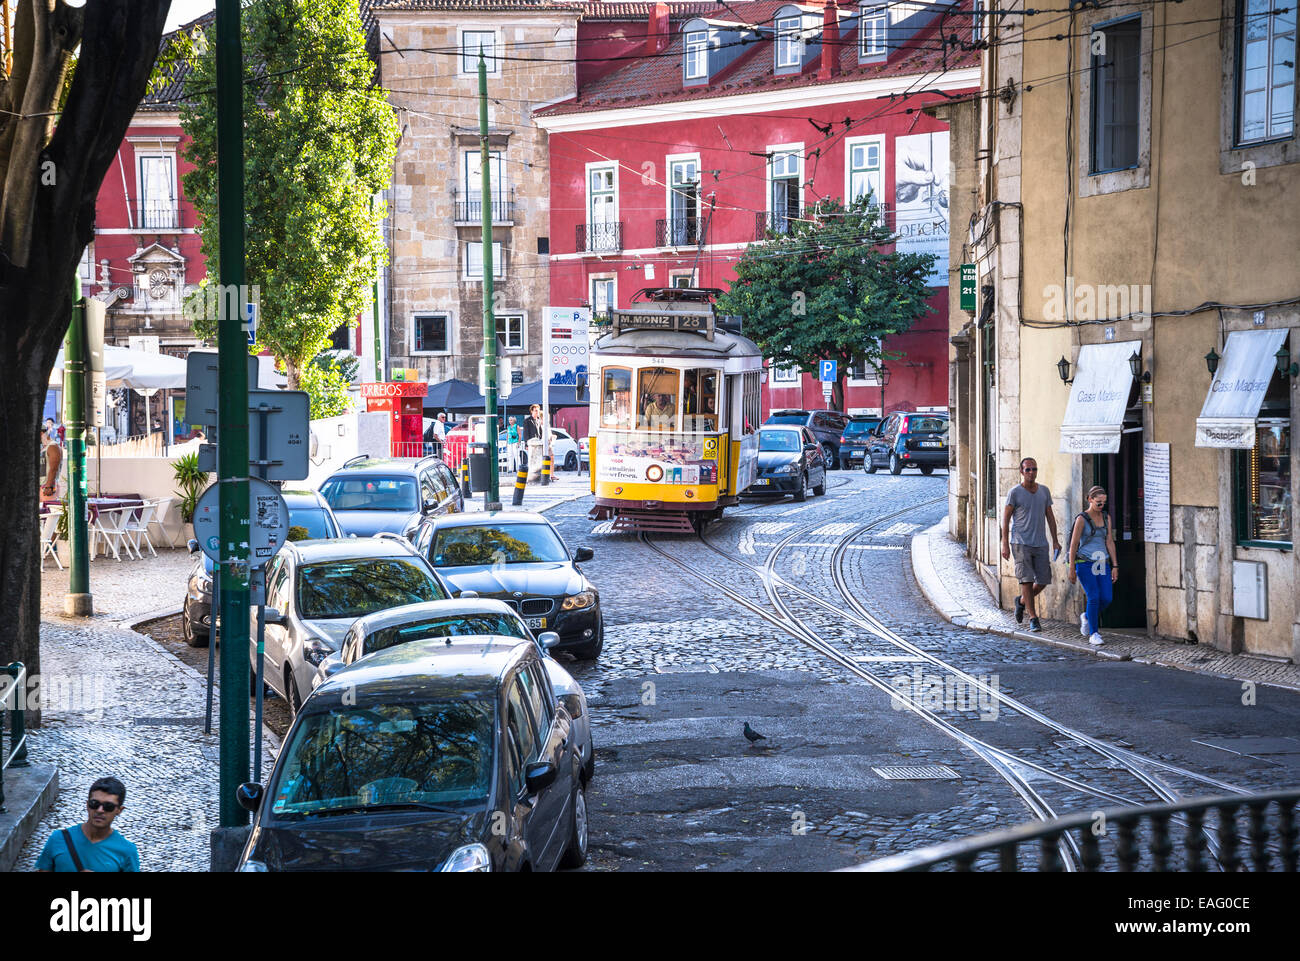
[912,520,1300,693]
[17,550,275,871]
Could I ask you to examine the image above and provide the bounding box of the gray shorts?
[1011,543,1052,586]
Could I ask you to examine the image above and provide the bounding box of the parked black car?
[838,417,882,470]
[411,512,603,659]
[235,636,586,872]
[764,409,851,468]
[865,411,950,475]
[318,455,463,539]
[745,425,827,500]
[182,489,344,647]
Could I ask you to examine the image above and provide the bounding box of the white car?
[498,427,581,472]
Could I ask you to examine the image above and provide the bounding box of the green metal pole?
[63,273,91,616]
[216,0,251,826]
[371,193,383,383]
[479,50,500,509]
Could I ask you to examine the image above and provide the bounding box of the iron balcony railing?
[576,221,623,254]
[130,199,181,230]
[755,210,800,239]
[656,216,707,248]
[850,789,1300,872]
[453,188,515,224]
[0,662,29,814]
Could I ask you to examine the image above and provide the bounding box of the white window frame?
[685,31,709,81]
[411,312,453,355]
[584,161,619,252]
[465,241,505,281]
[496,312,526,351]
[972,0,984,45]
[771,362,800,385]
[460,29,499,76]
[1236,0,1297,145]
[666,153,702,246]
[136,150,178,230]
[78,243,94,283]
[776,16,803,70]
[860,4,887,58]
[590,274,616,314]
[670,270,695,288]
[766,142,804,230]
[844,135,885,207]
[846,353,881,386]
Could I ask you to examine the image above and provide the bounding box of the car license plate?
[921,441,943,448]
[754,478,771,485]
[850,450,864,459]
[526,616,546,629]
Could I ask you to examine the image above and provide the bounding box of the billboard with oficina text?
[894,131,950,286]
[545,307,590,388]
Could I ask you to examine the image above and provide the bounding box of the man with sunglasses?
[35,777,140,872]
[1001,457,1060,633]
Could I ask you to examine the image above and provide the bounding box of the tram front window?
[638,368,680,431]
[683,368,719,431]
[602,367,632,428]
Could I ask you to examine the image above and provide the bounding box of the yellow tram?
[587,288,763,532]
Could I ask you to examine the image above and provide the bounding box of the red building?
[537,0,978,418]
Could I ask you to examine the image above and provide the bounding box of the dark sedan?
[411,512,603,660]
[235,637,586,872]
[744,426,827,501]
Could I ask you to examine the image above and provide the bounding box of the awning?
[1059,340,1140,454]
[1195,328,1288,448]
[48,344,187,391]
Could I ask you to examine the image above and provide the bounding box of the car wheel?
[822,443,836,468]
[564,452,578,471]
[183,607,209,648]
[582,743,595,784]
[839,455,851,471]
[793,473,808,502]
[559,776,588,870]
[889,452,904,475]
[864,454,878,474]
[813,472,826,496]
[285,665,302,717]
[920,465,935,475]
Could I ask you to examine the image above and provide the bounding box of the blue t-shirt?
[35,825,140,872]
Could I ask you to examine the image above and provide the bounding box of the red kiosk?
[361,380,428,458]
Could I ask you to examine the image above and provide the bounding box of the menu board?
[1143,442,1171,544]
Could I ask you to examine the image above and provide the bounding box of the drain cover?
[873,764,960,780]
[655,662,718,674]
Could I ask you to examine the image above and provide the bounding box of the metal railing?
[851,789,1300,872]
[575,221,623,254]
[656,216,707,247]
[0,663,29,814]
[454,188,515,224]
[131,199,181,230]
[755,210,801,238]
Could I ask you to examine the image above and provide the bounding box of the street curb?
[0,764,58,874]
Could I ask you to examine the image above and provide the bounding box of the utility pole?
[63,274,91,616]
[215,0,251,826]
[478,48,501,510]
[371,193,383,382]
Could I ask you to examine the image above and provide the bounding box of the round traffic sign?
[192,477,290,565]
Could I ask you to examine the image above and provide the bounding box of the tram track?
[640,491,1249,869]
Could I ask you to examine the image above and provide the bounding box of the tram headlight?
[562,591,597,611]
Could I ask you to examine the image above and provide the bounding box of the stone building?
[941,0,1299,661]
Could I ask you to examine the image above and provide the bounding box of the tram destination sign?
[612,307,714,340]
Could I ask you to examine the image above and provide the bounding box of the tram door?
[1091,413,1146,628]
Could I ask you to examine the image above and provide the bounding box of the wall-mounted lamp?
[1205,348,1220,377]
[1276,344,1299,378]
[1128,350,1152,384]
[1056,355,1072,385]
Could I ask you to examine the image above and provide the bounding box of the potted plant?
[173,452,210,543]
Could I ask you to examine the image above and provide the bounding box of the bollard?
[541,455,553,486]
[460,460,471,500]
[511,467,528,506]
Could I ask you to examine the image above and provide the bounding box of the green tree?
[296,350,357,419]
[178,0,399,389]
[714,198,937,411]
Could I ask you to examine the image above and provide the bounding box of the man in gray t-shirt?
[1000,456,1060,631]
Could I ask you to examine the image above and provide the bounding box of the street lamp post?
[878,363,891,417]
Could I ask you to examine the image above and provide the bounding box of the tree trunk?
[0,1,171,715]
[284,356,300,391]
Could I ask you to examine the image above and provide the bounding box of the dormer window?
[685,31,709,81]
[861,5,887,57]
[776,16,802,70]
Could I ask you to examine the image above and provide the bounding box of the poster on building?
[1143,442,1171,544]
[894,131,950,287]
[544,307,590,389]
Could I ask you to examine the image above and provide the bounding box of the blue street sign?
[819,359,837,382]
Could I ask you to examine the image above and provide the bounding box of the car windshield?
[759,431,801,452]
[288,507,336,540]
[364,614,528,657]
[270,699,495,818]
[844,421,877,435]
[296,559,446,620]
[765,414,807,425]
[431,524,568,567]
[320,476,418,512]
[908,417,948,433]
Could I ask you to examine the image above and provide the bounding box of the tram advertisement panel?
[596,432,718,486]
[737,431,760,493]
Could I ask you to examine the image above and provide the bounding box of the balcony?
[453,187,515,225]
[131,199,181,231]
[575,221,623,254]
[655,216,707,248]
[754,210,800,239]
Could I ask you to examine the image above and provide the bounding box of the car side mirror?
[187,538,200,554]
[236,782,264,813]
[264,608,285,625]
[458,590,479,599]
[524,760,557,795]
[537,631,562,650]
[573,547,594,563]
[422,496,436,513]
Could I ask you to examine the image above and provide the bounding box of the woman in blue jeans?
[1067,485,1119,647]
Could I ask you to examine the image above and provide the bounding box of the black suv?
[763,409,851,468]
[318,455,463,539]
[865,411,950,475]
[837,417,882,470]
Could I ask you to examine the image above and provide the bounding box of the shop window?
[1234,365,1292,547]
[638,367,680,430]
[601,367,632,429]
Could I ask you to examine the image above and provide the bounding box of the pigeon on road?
[743,722,767,745]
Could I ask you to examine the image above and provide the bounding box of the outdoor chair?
[40,510,64,571]
[91,506,132,561]
[147,496,178,548]
[122,501,157,558]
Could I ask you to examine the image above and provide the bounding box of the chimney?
[819,3,840,80]
[647,2,671,55]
